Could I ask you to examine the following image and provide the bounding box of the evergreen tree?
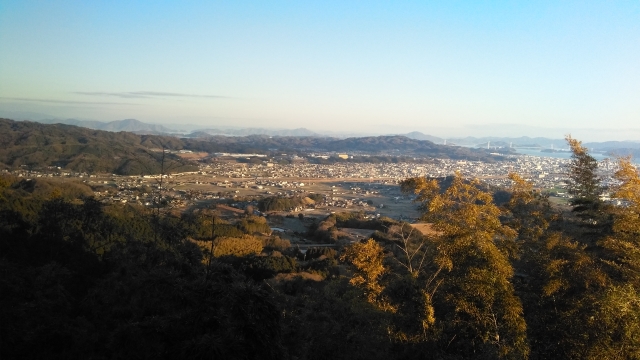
[565,135,602,208]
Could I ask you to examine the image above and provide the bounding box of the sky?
[1,1,639,141]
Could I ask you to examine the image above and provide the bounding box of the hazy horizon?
[1,1,638,142]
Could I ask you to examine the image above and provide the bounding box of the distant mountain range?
[186,127,320,137]
[35,118,176,134]
[8,117,640,156]
[4,116,639,176]
[401,131,444,143]
[0,118,511,174]
[21,118,323,137]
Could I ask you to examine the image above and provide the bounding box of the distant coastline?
[514,148,608,160]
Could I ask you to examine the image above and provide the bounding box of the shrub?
[303,257,339,278]
[242,254,298,280]
[262,236,291,252]
[305,247,337,259]
[258,196,303,212]
[213,235,263,257]
[307,193,324,203]
[238,215,271,234]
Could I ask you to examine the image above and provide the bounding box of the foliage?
[401,173,529,359]
[521,232,608,359]
[341,239,391,310]
[238,215,272,234]
[306,193,324,203]
[310,212,396,243]
[188,214,246,239]
[385,223,432,278]
[587,284,640,359]
[6,133,640,359]
[306,246,337,259]
[213,235,263,258]
[262,236,291,252]
[303,257,339,278]
[505,173,555,243]
[565,135,602,207]
[0,119,197,175]
[601,157,640,285]
[258,196,304,212]
[276,278,393,360]
[241,253,298,280]
[0,190,284,360]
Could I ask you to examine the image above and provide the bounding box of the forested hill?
[0,118,507,174]
[0,118,195,175]
[184,134,509,161]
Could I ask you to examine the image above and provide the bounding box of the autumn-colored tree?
[402,173,529,359]
[588,157,640,359]
[0,175,10,189]
[602,157,640,285]
[505,173,555,244]
[381,223,440,341]
[341,238,392,310]
[586,284,640,359]
[521,231,608,359]
[386,224,431,278]
[503,173,622,359]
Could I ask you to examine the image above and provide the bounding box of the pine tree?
[565,135,602,208]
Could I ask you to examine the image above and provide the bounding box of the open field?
[176,152,209,160]
[166,175,422,220]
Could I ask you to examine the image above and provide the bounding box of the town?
[3,152,623,221]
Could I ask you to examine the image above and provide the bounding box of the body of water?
[513,148,609,161]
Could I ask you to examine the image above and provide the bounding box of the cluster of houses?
[2,153,627,208]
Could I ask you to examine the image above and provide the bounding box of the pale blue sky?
[1,1,639,140]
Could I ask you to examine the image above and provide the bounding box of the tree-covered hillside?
[2,138,640,359]
[0,118,513,175]
[0,119,196,175]
[185,134,509,161]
